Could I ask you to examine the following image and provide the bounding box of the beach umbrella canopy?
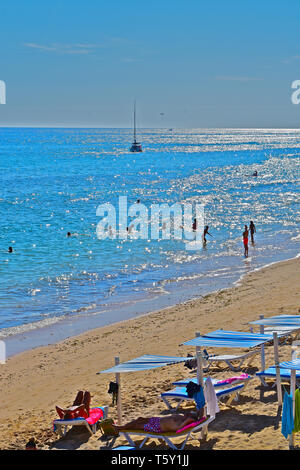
[250,315,300,327]
[98,354,195,425]
[181,330,274,349]
[181,329,278,396]
[98,354,194,374]
[249,316,300,411]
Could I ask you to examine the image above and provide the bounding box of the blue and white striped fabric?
[99,355,194,374]
[182,330,273,349]
[203,330,274,340]
[278,359,300,371]
[250,315,300,326]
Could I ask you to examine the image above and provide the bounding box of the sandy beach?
[0,256,299,450]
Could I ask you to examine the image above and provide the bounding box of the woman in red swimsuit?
[243,225,249,258]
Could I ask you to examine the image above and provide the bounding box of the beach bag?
[108,381,119,405]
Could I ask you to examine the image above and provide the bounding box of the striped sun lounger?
[161,384,245,411]
[203,351,260,371]
[111,446,135,450]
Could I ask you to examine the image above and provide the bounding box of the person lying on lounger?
[101,381,205,436]
[55,390,91,420]
[112,409,204,434]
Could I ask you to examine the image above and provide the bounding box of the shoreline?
[2,250,300,359]
[0,255,299,449]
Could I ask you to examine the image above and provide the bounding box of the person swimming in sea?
[252,170,258,177]
[249,220,256,243]
[243,225,249,258]
[67,231,89,237]
[192,218,197,231]
[8,246,13,253]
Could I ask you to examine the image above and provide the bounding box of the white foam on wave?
[0,315,63,339]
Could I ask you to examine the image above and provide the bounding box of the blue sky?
[1,0,300,127]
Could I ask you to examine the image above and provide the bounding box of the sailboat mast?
[133,101,136,142]
[130,100,142,152]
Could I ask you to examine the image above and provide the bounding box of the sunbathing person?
[56,390,91,420]
[100,381,205,437]
[112,408,204,434]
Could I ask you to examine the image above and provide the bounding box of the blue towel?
[185,381,206,410]
[281,392,294,439]
[193,388,205,410]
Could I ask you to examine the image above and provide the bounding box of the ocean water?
[0,128,299,344]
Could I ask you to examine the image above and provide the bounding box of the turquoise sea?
[0,128,299,352]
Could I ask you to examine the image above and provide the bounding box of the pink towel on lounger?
[216,373,250,385]
[85,407,104,425]
[53,407,104,432]
[176,417,207,433]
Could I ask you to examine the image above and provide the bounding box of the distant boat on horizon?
[130,101,142,153]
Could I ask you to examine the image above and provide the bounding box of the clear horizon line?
[0,125,300,130]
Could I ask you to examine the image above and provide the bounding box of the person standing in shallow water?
[203,225,212,244]
[243,225,249,258]
[249,221,256,243]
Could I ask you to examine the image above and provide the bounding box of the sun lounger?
[203,350,259,371]
[172,373,252,388]
[161,384,244,411]
[53,406,108,437]
[263,326,300,336]
[118,415,215,450]
[262,327,300,344]
[256,367,300,388]
[111,446,135,450]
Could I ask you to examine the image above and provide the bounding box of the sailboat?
[130,102,142,152]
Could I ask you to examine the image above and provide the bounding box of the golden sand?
[0,256,299,450]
